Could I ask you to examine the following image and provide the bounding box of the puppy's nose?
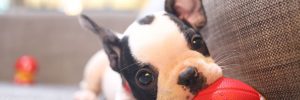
[177,67,206,94]
[178,67,198,86]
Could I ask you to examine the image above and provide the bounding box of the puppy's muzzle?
[177,67,206,94]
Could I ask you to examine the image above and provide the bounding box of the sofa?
[201,0,300,99]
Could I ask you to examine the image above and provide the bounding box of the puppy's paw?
[74,90,98,100]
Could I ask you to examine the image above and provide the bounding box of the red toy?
[14,55,38,85]
[193,77,260,100]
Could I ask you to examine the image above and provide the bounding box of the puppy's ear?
[165,0,206,30]
[79,14,121,72]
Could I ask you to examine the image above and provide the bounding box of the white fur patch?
[125,11,190,68]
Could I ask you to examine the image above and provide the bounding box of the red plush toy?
[194,77,260,100]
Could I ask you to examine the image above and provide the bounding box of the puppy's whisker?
[222,64,241,67]
[216,54,241,67]
[120,62,141,72]
[219,64,241,71]
[213,50,240,62]
[214,51,241,67]
[214,53,238,63]
[219,64,240,69]
[213,51,235,61]
[215,55,239,65]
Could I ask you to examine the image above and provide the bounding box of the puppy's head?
[79,0,222,99]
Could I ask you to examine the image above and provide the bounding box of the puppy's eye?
[136,69,154,86]
[191,35,203,49]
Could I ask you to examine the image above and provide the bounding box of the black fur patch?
[102,34,122,72]
[119,36,158,100]
[138,15,155,25]
[183,29,210,56]
[177,67,207,94]
[165,0,177,16]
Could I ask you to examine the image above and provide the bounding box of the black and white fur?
[76,0,224,100]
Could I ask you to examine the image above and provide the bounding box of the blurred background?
[0,0,163,99]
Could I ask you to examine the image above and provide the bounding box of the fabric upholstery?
[201,0,300,99]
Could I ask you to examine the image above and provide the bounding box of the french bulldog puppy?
[76,0,223,100]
